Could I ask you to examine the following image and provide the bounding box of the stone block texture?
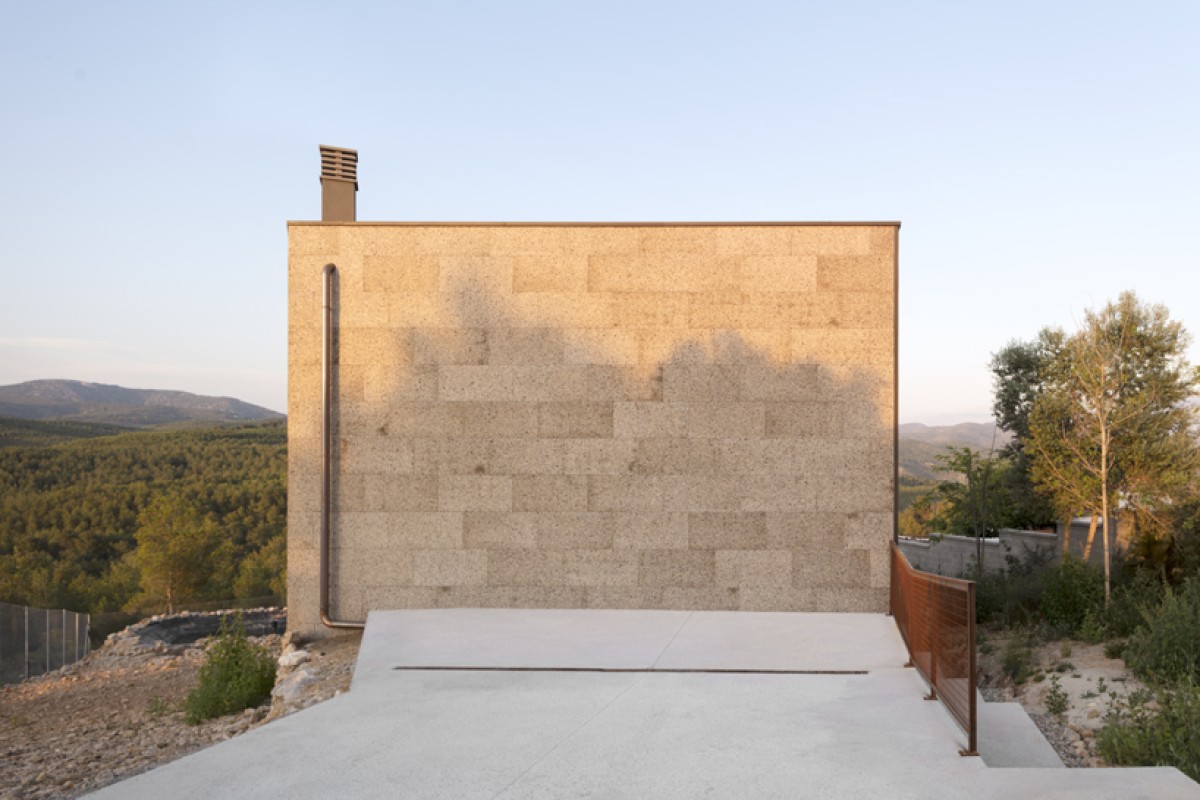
[288,223,897,635]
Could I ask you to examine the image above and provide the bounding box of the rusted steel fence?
[890,542,978,755]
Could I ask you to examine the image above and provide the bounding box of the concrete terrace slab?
[83,610,1200,800]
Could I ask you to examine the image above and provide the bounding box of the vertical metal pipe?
[61,609,66,668]
[24,605,29,680]
[45,612,49,673]
[319,263,365,630]
[963,582,979,756]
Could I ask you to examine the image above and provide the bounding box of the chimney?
[319,145,358,221]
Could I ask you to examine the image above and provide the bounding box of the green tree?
[133,495,224,613]
[1028,292,1200,603]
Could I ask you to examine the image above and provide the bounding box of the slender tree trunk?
[1061,517,1071,556]
[1082,513,1100,561]
[1100,432,1112,606]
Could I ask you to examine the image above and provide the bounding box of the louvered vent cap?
[319,145,358,189]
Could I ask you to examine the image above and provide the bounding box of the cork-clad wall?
[287,223,898,636]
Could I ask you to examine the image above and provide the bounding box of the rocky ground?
[977,629,1146,768]
[0,615,361,800]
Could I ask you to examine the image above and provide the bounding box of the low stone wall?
[107,608,287,649]
[898,530,1057,578]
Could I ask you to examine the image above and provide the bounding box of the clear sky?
[1,1,1197,422]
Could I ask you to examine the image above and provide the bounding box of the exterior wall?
[288,223,897,635]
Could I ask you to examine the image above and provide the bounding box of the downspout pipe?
[320,262,365,629]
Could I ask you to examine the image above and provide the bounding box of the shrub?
[1106,571,1166,639]
[1039,557,1104,635]
[1002,637,1035,684]
[184,614,276,724]
[1045,674,1069,718]
[976,551,1052,628]
[1099,683,1200,781]
[1124,579,1200,685]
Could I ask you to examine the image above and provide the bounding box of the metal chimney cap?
[319,145,358,189]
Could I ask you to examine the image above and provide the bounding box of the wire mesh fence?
[0,601,90,685]
[890,542,978,756]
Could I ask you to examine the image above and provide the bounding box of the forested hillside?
[0,422,286,614]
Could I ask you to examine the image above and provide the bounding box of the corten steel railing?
[890,542,978,756]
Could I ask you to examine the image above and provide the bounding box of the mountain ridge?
[0,380,283,428]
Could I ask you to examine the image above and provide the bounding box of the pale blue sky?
[1,1,1197,422]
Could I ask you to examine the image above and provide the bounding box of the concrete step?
[978,696,1064,768]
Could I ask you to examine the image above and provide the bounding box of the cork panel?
[378,403,464,438]
[539,403,614,439]
[363,255,439,293]
[333,547,413,586]
[438,255,514,294]
[334,512,464,549]
[638,228,719,255]
[869,548,890,589]
[689,512,768,550]
[561,439,637,475]
[713,226,793,256]
[487,328,565,365]
[737,256,818,293]
[561,550,639,587]
[807,587,889,613]
[438,366,516,401]
[289,326,321,366]
[338,437,413,476]
[766,513,849,549]
[611,513,690,549]
[411,438,495,475]
[487,549,562,587]
[816,255,892,293]
[614,403,687,439]
[639,550,716,588]
[793,547,872,589]
[463,512,538,549]
[842,401,890,438]
[738,365,820,402]
[585,365,663,401]
[563,329,640,366]
[663,476,745,512]
[662,587,740,611]
[588,476,667,511]
[791,227,872,255]
[423,586,563,609]
[288,226,343,256]
[736,586,816,612]
[361,476,439,512]
[361,364,438,403]
[512,254,589,293]
[413,329,488,365]
[609,294,689,328]
[739,475,815,512]
[809,474,892,513]
[585,587,668,609]
[438,475,513,511]
[509,367,591,402]
[411,550,488,587]
[490,440,569,475]
[686,403,766,438]
[764,402,844,439]
[534,512,615,549]
[508,293,616,329]
[588,255,740,293]
[457,403,540,439]
[361,227,495,256]
[662,364,740,402]
[631,438,722,475]
[715,550,793,588]
[514,476,589,512]
[790,329,891,368]
[844,512,893,549]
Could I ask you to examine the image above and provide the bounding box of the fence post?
[962,581,979,756]
[61,608,66,668]
[925,583,938,701]
[86,614,91,655]
[24,605,29,681]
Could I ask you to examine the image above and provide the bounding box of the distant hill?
[898,422,1011,482]
[0,380,284,429]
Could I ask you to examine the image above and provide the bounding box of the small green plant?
[1099,683,1200,782]
[1060,641,1073,658]
[1040,557,1104,636]
[1096,677,1107,694]
[147,697,170,718]
[184,614,276,725]
[1002,638,1034,684]
[1124,579,1200,685]
[1055,662,1075,673]
[1104,640,1128,660]
[1044,674,1069,718]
